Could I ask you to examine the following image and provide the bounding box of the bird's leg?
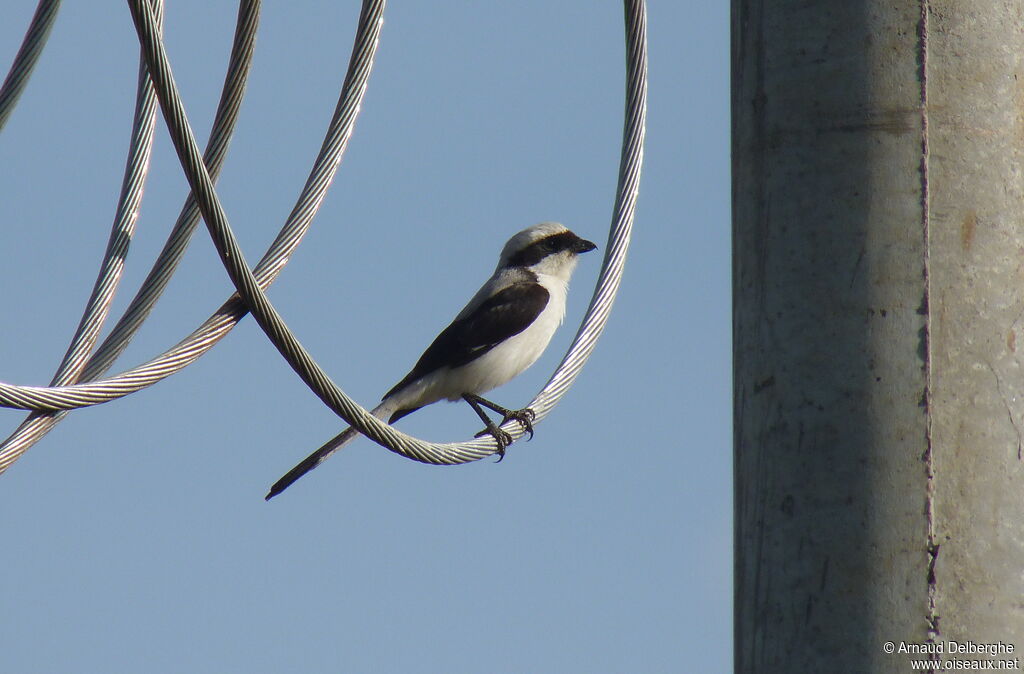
[462,394,521,460]
[463,393,535,452]
[467,394,536,439]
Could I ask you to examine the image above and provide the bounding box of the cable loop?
[0,0,645,471]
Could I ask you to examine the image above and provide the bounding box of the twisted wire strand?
[0,0,260,472]
[0,0,61,132]
[0,0,379,472]
[0,0,162,471]
[127,0,646,466]
[79,0,261,381]
[0,0,374,413]
[530,0,646,420]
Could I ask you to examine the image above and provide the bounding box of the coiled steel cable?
[0,0,255,474]
[126,0,646,465]
[0,0,163,471]
[0,0,376,471]
[0,0,645,470]
[528,0,646,422]
[0,0,373,415]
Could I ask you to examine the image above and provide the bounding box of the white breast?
[434,273,568,402]
[383,272,572,413]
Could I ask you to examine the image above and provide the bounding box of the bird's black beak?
[574,237,598,254]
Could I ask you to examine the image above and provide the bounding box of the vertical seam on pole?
[918,0,941,651]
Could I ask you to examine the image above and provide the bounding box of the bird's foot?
[463,395,536,461]
[473,408,535,461]
[502,407,535,440]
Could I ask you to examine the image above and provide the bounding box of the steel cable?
[0,0,383,471]
[0,1,263,472]
[0,0,163,472]
[0,0,61,132]
[0,0,381,436]
[527,0,646,422]
[0,0,370,417]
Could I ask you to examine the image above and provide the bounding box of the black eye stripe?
[505,232,579,268]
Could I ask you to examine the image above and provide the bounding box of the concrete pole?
[733,1,1024,671]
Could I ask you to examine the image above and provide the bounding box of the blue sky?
[0,2,729,672]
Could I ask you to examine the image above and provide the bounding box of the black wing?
[383,281,550,402]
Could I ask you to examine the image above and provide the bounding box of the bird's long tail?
[265,400,396,500]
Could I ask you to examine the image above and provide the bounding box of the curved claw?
[504,408,536,440]
[474,426,512,460]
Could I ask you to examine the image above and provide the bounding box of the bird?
[265,222,597,500]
